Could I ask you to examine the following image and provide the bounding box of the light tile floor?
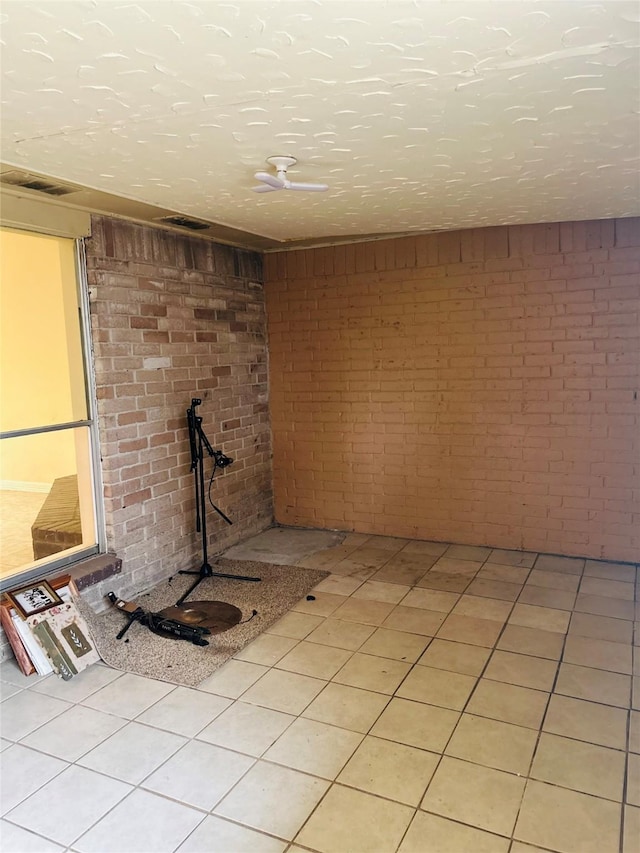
[1,532,639,853]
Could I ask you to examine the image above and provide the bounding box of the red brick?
[262,217,639,562]
[615,218,640,247]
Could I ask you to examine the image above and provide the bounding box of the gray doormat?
[78,560,328,687]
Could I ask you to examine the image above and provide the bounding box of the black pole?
[197,420,210,569]
[176,398,260,605]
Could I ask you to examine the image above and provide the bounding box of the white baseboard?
[0,481,50,493]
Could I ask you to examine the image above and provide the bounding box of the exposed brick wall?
[264,219,640,563]
[86,216,273,596]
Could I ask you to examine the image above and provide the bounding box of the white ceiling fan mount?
[252,155,328,194]
[267,155,297,172]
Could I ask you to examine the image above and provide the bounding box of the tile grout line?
[619,564,639,853]
[509,559,576,850]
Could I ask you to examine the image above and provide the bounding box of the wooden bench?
[31,474,82,560]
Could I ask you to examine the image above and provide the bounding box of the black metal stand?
[176,398,260,606]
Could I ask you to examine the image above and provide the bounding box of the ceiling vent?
[156,214,211,231]
[0,170,81,196]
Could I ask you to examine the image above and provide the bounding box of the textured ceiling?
[1,1,639,247]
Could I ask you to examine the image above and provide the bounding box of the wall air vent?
[156,215,211,231]
[0,170,81,196]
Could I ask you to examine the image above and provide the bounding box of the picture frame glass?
[7,580,63,619]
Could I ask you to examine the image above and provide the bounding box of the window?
[0,227,103,589]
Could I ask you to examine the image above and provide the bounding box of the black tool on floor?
[176,398,261,606]
[106,592,211,646]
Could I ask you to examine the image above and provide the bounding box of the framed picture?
[6,580,63,619]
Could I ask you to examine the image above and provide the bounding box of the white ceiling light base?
[266,155,297,173]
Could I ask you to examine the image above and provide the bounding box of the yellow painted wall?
[0,228,84,485]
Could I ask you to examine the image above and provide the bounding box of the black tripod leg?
[208,570,261,583]
[116,611,140,640]
[175,573,208,606]
[175,569,261,605]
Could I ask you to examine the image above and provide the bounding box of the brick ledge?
[68,553,121,591]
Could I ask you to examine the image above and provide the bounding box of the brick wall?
[86,216,273,597]
[264,218,640,563]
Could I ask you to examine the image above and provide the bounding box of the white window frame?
[0,196,105,589]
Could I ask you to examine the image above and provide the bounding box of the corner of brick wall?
[85,216,273,598]
[264,218,640,563]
